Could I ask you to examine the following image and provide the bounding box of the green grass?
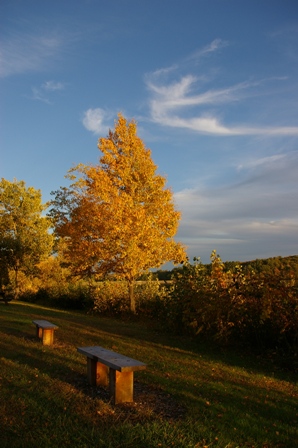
[0,301,297,447]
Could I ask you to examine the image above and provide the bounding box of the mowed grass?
[0,302,297,448]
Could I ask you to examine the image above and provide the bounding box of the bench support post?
[87,359,109,387]
[109,370,134,404]
[42,328,54,346]
[36,327,55,345]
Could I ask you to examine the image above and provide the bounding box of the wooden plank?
[32,320,58,330]
[77,346,146,372]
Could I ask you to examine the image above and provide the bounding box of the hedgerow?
[165,251,298,367]
[17,252,298,368]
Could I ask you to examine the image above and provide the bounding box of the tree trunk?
[14,266,19,300]
[128,280,136,314]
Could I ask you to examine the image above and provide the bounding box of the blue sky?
[1,0,298,263]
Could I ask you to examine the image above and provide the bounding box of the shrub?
[20,281,92,310]
[167,251,298,359]
[91,281,130,315]
[91,275,171,316]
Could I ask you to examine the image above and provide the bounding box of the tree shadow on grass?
[1,304,298,446]
[2,301,297,384]
[0,329,186,425]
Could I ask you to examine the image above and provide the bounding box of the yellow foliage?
[51,114,187,311]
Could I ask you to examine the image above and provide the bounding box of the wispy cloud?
[268,24,298,62]
[0,31,66,77]
[147,74,254,136]
[175,151,298,261]
[43,80,65,91]
[30,86,51,104]
[188,38,228,62]
[146,38,227,88]
[82,108,111,135]
[29,80,65,103]
[237,154,285,171]
[145,41,298,136]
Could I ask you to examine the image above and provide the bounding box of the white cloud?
[145,41,298,136]
[151,112,235,135]
[29,80,65,103]
[147,65,178,80]
[43,81,65,91]
[0,32,63,77]
[147,38,227,84]
[82,108,111,135]
[188,38,228,61]
[31,86,52,104]
[148,74,298,135]
[237,154,285,170]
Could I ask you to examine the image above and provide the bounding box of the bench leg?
[87,359,109,387]
[42,329,54,346]
[36,326,42,339]
[109,370,134,404]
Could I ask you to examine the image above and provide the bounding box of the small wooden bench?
[77,346,146,404]
[32,320,58,346]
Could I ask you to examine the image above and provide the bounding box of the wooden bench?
[32,320,58,346]
[77,346,146,404]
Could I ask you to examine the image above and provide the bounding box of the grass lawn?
[0,301,297,447]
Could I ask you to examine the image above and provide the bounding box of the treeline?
[156,254,298,280]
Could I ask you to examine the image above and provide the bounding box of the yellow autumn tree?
[50,114,186,312]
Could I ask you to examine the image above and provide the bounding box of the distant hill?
[156,255,298,280]
[226,255,298,276]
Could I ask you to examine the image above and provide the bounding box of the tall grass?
[0,301,297,447]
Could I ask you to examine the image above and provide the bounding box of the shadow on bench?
[77,346,146,404]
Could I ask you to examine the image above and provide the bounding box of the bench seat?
[77,346,146,404]
[32,320,58,346]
